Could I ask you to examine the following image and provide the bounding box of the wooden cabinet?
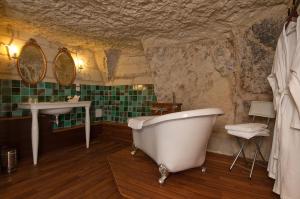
[151,103,182,115]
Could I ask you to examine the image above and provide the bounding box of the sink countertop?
[18,101,91,110]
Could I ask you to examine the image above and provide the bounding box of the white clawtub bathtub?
[128,108,224,184]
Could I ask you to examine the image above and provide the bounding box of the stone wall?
[0,1,289,159]
[142,16,284,158]
[0,24,104,85]
[0,22,152,86]
[102,47,153,85]
[143,38,237,156]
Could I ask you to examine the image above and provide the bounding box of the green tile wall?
[0,79,157,129]
[94,85,156,123]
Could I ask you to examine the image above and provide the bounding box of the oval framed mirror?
[53,48,76,86]
[17,39,47,85]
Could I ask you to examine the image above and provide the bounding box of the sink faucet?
[172,92,178,109]
[67,95,80,102]
[172,92,176,104]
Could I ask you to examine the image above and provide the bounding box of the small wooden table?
[151,102,182,115]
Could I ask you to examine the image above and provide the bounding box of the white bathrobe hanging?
[290,20,300,128]
[286,19,300,199]
[268,19,300,199]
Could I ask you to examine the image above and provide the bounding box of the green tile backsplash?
[0,79,157,129]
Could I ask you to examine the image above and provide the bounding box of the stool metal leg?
[230,141,247,171]
[249,145,259,179]
[236,137,248,163]
[255,138,266,162]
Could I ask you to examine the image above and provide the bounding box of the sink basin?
[40,107,73,126]
[40,107,73,116]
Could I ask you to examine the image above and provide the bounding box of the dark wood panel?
[0,137,126,198]
[108,148,279,199]
[151,102,182,115]
[101,122,132,144]
[0,116,131,160]
[0,115,99,159]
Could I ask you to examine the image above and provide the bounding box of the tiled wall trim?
[0,79,157,129]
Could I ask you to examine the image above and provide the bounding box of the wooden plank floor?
[0,137,126,199]
[0,136,279,199]
[108,148,279,199]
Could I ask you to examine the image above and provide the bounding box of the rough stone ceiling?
[1,0,289,47]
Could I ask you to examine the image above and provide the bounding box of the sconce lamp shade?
[75,58,84,71]
[0,43,19,60]
[8,45,19,59]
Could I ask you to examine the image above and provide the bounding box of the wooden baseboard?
[0,117,131,159]
[0,116,31,121]
[0,116,100,158]
[100,121,132,144]
[53,124,85,133]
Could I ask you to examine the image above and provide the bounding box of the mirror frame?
[16,38,47,85]
[53,47,76,86]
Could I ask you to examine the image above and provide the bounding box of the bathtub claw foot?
[131,144,138,156]
[158,164,169,184]
[201,166,206,173]
[159,176,167,184]
[130,150,137,156]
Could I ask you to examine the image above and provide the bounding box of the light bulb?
[8,45,18,59]
[75,58,84,70]
[77,59,84,66]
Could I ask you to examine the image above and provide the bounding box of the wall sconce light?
[7,44,19,59]
[77,58,84,71]
[75,57,84,72]
[71,49,85,72]
[0,43,19,60]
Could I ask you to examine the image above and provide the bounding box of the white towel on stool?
[227,128,270,139]
[225,123,267,132]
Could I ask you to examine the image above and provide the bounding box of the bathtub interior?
[132,115,217,173]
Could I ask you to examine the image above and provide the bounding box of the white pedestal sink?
[40,107,73,126]
[18,101,91,165]
[40,107,73,115]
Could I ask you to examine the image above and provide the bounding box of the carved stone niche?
[104,49,121,81]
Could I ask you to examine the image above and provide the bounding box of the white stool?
[226,101,275,179]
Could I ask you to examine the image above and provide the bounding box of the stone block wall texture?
[143,38,238,156]
[142,16,284,158]
[104,48,153,85]
[0,24,152,86]
[0,0,289,158]
[0,25,104,85]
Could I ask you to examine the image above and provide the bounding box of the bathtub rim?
[140,108,223,128]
